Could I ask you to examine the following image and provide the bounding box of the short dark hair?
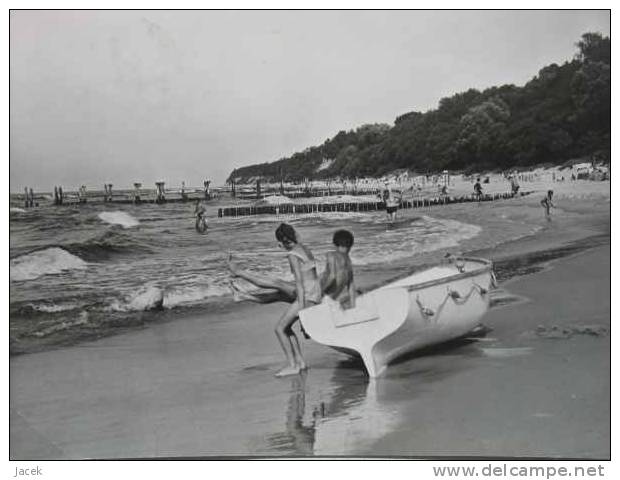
[275,223,297,244]
[333,229,354,249]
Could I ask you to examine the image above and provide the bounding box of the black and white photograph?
[9,8,611,466]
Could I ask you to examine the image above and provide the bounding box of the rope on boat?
[416,280,493,323]
[416,295,435,319]
[471,281,488,295]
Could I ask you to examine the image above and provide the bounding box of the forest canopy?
[227,33,610,183]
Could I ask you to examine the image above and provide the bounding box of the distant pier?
[15,181,216,207]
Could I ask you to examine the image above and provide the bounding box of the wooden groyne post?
[23,187,35,208]
[155,182,166,203]
[104,184,113,202]
[53,186,64,205]
[78,185,87,204]
[24,187,35,208]
[217,191,532,218]
[181,181,188,202]
[133,183,142,204]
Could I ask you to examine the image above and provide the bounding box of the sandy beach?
[10,181,610,459]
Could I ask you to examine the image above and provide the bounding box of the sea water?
[9,196,547,354]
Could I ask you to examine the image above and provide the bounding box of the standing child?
[228,228,358,375]
[474,178,483,201]
[229,224,320,376]
[541,190,554,219]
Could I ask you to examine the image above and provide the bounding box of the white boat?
[299,257,496,377]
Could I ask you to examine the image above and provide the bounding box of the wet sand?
[370,245,610,459]
[10,199,610,459]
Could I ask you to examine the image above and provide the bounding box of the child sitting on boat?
[320,229,356,309]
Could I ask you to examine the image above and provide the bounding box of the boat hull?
[299,257,494,377]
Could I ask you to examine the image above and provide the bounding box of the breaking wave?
[98,211,140,228]
[10,247,89,282]
[62,230,154,261]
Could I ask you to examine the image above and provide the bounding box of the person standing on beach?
[271,224,322,376]
[229,224,320,376]
[541,190,554,219]
[228,228,357,375]
[510,175,520,196]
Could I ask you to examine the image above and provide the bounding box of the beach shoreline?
[9,190,610,459]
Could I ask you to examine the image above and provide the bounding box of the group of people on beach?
[196,176,555,377]
[228,224,356,377]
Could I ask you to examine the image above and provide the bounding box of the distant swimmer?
[194,200,208,233]
[228,226,357,377]
[541,190,554,219]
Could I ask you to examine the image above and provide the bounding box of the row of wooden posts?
[21,180,213,207]
[217,191,530,217]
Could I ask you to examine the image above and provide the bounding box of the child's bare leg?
[228,254,296,299]
[290,332,307,370]
[274,301,303,377]
[229,281,292,304]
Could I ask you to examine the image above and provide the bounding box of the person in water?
[228,227,357,376]
[194,199,207,232]
[541,190,554,219]
[383,184,400,222]
[474,178,483,201]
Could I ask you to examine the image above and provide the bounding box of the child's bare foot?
[275,364,301,377]
[297,359,308,371]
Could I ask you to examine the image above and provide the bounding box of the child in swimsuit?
[474,179,483,200]
[270,223,321,376]
[384,185,400,222]
[227,227,357,376]
[227,224,319,377]
[541,190,554,218]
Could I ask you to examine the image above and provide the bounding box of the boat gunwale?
[380,257,494,293]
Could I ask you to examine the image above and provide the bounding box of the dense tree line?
[228,33,610,183]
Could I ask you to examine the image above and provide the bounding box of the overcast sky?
[10,10,610,192]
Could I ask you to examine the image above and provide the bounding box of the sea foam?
[10,247,89,281]
[108,285,164,312]
[98,211,140,228]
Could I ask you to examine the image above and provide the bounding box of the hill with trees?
[227,32,610,183]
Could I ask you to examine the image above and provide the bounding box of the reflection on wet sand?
[262,328,496,456]
[262,360,399,456]
[262,373,316,455]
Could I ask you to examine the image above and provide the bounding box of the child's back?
[321,229,356,308]
[322,250,353,301]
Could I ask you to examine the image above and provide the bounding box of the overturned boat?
[299,257,496,377]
